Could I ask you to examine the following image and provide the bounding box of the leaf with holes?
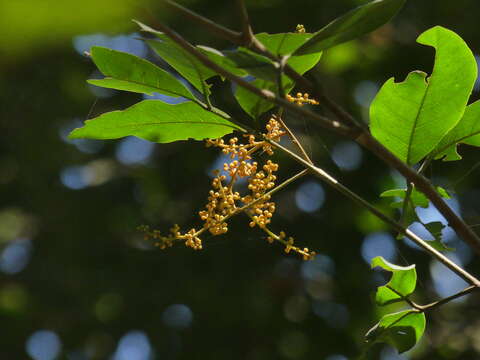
[294,0,406,55]
[68,100,243,143]
[370,26,477,165]
[87,46,194,100]
[366,310,426,353]
[371,256,417,306]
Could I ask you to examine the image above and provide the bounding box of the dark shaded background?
[1,0,480,359]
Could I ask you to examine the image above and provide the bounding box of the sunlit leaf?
[433,100,480,161]
[68,100,243,143]
[294,0,406,55]
[370,26,477,164]
[366,310,426,353]
[87,46,194,99]
[136,21,216,95]
[371,256,417,306]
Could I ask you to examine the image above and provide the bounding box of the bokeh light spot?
[0,238,32,274]
[26,330,62,360]
[162,304,193,329]
[331,141,363,171]
[295,181,325,213]
[430,253,469,301]
[115,137,155,165]
[361,232,396,264]
[353,80,379,108]
[113,331,151,360]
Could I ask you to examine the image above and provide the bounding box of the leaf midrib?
[91,77,192,100]
[406,80,430,164]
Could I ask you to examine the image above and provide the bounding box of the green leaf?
[423,221,453,250]
[235,79,278,119]
[234,33,322,118]
[294,0,406,55]
[381,186,450,209]
[381,188,429,208]
[366,310,426,353]
[255,32,313,56]
[433,100,480,161]
[370,26,477,165]
[87,46,194,99]
[223,48,278,82]
[197,46,248,78]
[68,100,243,143]
[136,21,216,95]
[371,256,417,306]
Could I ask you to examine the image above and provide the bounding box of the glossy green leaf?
[366,310,426,353]
[87,46,194,99]
[294,0,406,55]
[370,26,477,165]
[136,21,216,95]
[234,33,322,118]
[433,100,480,161]
[68,100,243,143]
[371,257,417,306]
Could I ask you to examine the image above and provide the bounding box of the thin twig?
[356,132,480,256]
[193,169,308,239]
[165,0,364,129]
[149,21,354,138]
[418,285,479,311]
[276,56,314,165]
[235,0,255,45]
[164,0,241,43]
[162,2,480,256]
[268,139,480,287]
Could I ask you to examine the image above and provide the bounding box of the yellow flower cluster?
[139,114,317,260]
[296,24,306,33]
[198,173,240,235]
[286,92,320,106]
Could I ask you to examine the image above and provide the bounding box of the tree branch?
[150,16,480,256]
[164,0,241,43]
[268,139,480,287]
[149,21,355,138]
[418,285,479,311]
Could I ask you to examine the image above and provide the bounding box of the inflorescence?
[140,95,319,261]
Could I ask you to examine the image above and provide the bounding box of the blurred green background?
[1,0,480,359]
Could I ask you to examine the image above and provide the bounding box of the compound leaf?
[371,256,417,306]
[295,0,406,55]
[87,46,194,99]
[68,100,243,143]
[366,310,426,353]
[370,26,477,165]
